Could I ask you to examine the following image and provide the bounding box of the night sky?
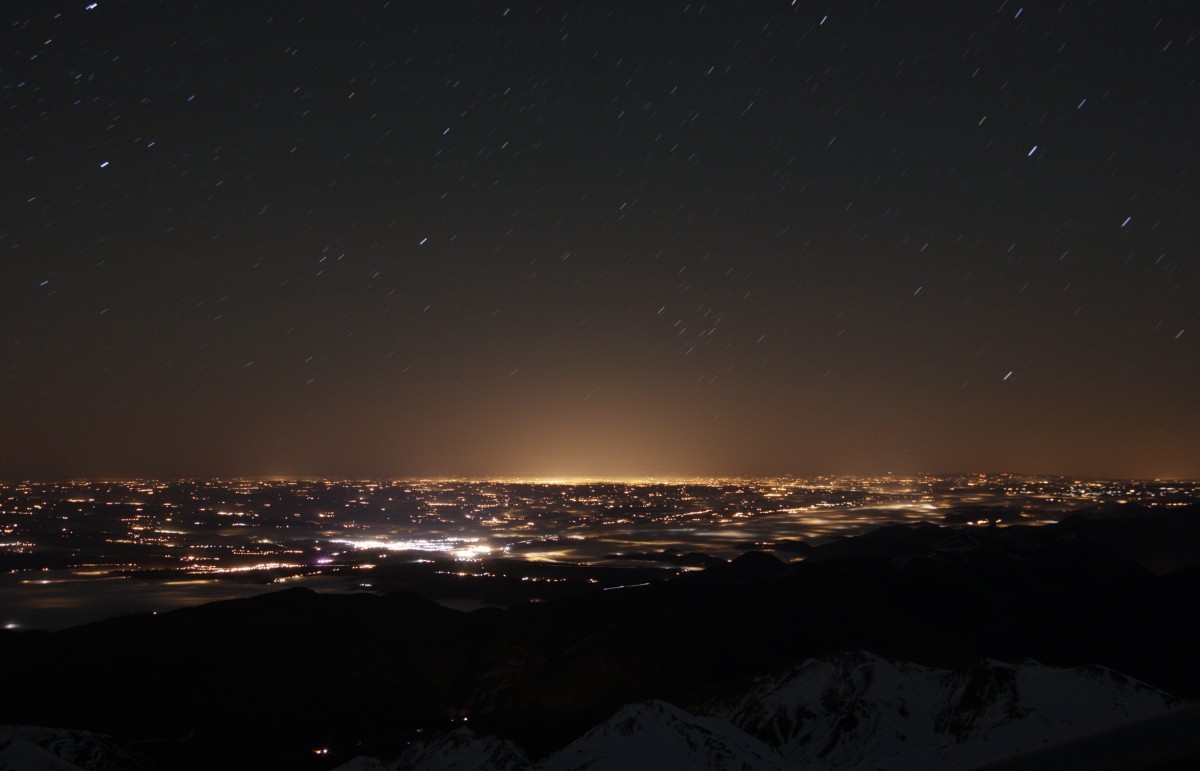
[3,1,1197,480]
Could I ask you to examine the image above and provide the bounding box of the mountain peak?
[539,699,796,771]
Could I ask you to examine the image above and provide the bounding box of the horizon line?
[3,472,1197,485]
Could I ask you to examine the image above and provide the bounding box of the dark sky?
[2,1,1197,480]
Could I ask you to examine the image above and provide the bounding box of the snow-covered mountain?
[0,738,86,771]
[0,726,158,771]
[337,727,532,771]
[538,700,796,771]
[337,705,794,771]
[702,651,1179,770]
[395,727,531,771]
[337,652,1179,771]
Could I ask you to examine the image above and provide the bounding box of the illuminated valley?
[2,475,1195,630]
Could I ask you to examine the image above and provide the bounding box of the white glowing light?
[452,545,492,560]
[333,537,491,560]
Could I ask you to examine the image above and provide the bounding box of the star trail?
[2,1,1197,479]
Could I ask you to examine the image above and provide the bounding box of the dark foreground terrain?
[2,505,1199,769]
